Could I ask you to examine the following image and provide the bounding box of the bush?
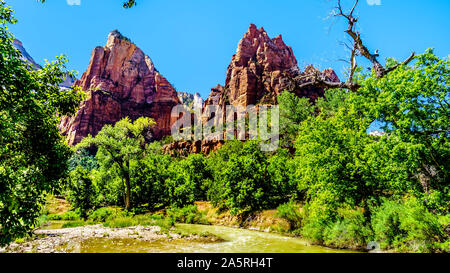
[88,207,121,222]
[130,153,172,208]
[66,166,97,218]
[423,190,450,215]
[165,154,211,208]
[47,209,82,221]
[276,202,302,230]
[208,141,275,215]
[103,216,139,228]
[371,198,444,252]
[166,205,209,225]
[323,206,372,249]
[68,148,98,172]
[103,214,174,231]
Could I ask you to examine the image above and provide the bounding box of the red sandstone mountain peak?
[205,24,339,108]
[59,30,180,145]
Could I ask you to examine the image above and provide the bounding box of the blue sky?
[9,0,450,98]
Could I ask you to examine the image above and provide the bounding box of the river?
[56,224,357,253]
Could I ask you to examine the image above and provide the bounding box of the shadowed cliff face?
[205,24,340,108]
[59,30,180,145]
[13,39,76,88]
[13,39,42,70]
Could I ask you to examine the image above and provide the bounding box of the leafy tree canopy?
[0,0,83,245]
[77,117,155,210]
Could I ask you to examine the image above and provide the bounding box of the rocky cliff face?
[59,30,180,145]
[205,24,339,107]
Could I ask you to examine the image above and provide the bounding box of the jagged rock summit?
[59,30,180,145]
[205,24,339,107]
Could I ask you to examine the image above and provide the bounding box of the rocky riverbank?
[1,224,221,253]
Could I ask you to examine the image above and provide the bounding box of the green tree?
[267,148,297,202]
[294,108,374,207]
[68,148,99,172]
[130,152,172,208]
[316,88,353,117]
[278,91,314,148]
[67,166,97,218]
[357,50,449,210]
[164,154,211,208]
[0,1,82,245]
[77,117,155,210]
[293,108,375,241]
[209,141,273,215]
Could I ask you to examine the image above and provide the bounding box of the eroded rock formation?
[204,24,339,108]
[59,30,180,145]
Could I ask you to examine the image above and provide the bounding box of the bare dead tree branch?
[289,67,361,92]
[337,0,415,79]
[291,0,416,93]
[348,40,358,83]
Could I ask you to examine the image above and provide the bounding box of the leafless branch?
[288,0,415,93]
[337,0,415,79]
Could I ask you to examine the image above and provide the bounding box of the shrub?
[68,148,98,172]
[276,201,302,230]
[102,214,174,231]
[323,206,372,249]
[47,209,82,221]
[300,199,336,244]
[423,190,450,215]
[208,141,274,215]
[66,166,97,218]
[371,198,444,252]
[166,205,209,225]
[88,207,121,222]
[165,155,210,208]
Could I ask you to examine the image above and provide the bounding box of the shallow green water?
[58,224,357,253]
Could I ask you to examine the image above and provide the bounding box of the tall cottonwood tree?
[77,117,155,210]
[0,0,83,245]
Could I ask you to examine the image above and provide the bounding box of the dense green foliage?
[66,166,97,218]
[63,50,448,252]
[166,205,209,225]
[276,201,302,230]
[371,198,444,252]
[0,1,82,245]
[278,91,314,148]
[77,117,155,210]
[2,1,448,253]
